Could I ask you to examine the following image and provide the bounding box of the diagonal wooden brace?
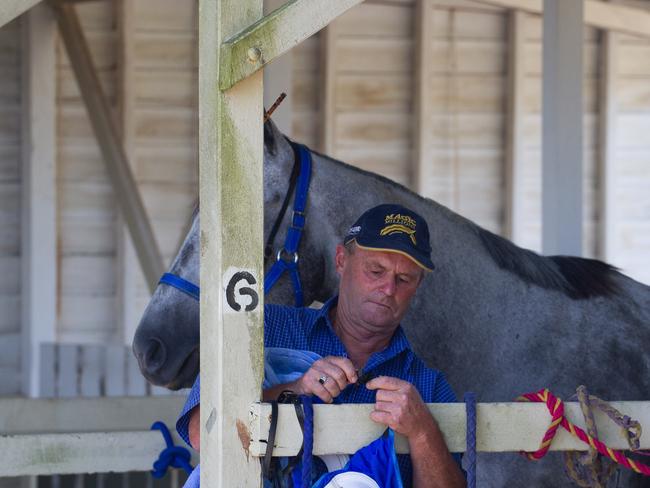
[219,0,364,90]
[51,2,164,292]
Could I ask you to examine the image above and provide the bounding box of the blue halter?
[158,143,312,307]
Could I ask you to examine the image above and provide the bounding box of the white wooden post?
[21,2,57,399]
[542,0,584,256]
[504,10,526,245]
[597,19,618,262]
[115,0,142,346]
[199,0,265,485]
[413,0,434,196]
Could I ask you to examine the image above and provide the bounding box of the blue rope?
[151,421,194,478]
[301,395,314,488]
[464,392,477,488]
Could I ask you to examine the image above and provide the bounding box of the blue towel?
[181,348,322,488]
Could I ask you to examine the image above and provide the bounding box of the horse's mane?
[475,227,622,299]
[309,147,622,300]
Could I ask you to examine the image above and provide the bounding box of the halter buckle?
[276,248,299,264]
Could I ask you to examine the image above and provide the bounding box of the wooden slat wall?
[292,34,321,148]
[130,0,197,320]
[0,18,22,397]
[613,18,650,284]
[327,1,416,187]
[56,2,118,343]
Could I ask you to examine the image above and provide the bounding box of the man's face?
[335,244,424,333]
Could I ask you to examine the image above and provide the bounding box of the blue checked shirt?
[177,296,459,487]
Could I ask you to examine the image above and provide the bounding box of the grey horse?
[133,120,650,487]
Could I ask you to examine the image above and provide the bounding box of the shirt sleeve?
[176,375,200,447]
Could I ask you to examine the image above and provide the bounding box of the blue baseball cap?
[344,204,434,271]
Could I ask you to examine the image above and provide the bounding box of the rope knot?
[151,421,194,478]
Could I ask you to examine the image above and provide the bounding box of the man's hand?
[265,356,358,403]
[367,376,466,488]
[366,376,433,439]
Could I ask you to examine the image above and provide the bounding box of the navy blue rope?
[159,273,200,301]
[151,421,194,478]
[464,392,477,488]
[301,395,314,488]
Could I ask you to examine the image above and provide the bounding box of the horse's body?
[133,121,650,486]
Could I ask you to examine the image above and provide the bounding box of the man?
[177,204,465,487]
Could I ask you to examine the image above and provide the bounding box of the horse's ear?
[264,118,281,157]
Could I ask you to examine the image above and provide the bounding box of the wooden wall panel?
[56,4,119,344]
[291,35,320,147]
[0,18,21,395]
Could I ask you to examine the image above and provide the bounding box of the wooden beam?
[0,0,43,29]
[597,24,618,262]
[219,0,364,90]
[21,2,57,398]
[0,396,184,434]
[413,0,435,195]
[504,10,526,244]
[471,0,650,39]
[52,2,164,292]
[199,0,264,485]
[115,0,141,345]
[542,0,583,256]
[2,431,194,476]
[250,401,650,456]
[319,22,337,155]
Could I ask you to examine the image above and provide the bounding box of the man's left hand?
[366,376,434,440]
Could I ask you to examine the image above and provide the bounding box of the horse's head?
[132,119,296,388]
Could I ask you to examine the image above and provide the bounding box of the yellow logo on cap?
[380,214,417,245]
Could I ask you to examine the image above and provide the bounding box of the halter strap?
[158,273,200,301]
[159,142,312,307]
[263,143,312,307]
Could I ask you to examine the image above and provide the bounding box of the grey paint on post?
[542,0,584,256]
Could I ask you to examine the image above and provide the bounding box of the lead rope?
[301,395,314,488]
[464,392,477,488]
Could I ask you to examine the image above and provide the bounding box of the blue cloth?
[183,464,199,488]
[313,429,403,488]
[177,296,459,487]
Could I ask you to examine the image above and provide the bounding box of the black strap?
[263,401,279,480]
[264,142,301,262]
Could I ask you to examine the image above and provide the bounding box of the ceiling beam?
[0,0,43,29]
[472,0,650,39]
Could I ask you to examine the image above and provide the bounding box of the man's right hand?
[265,356,358,403]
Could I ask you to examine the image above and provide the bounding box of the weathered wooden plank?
[57,344,80,398]
[430,75,505,112]
[337,74,411,111]
[134,107,196,141]
[104,345,126,397]
[134,0,196,33]
[134,32,197,70]
[0,0,42,30]
[199,0,264,484]
[0,256,20,294]
[0,332,20,367]
[320,22,337,154]
[0,431,192,477]
[336,2,412,38]
[335,112,411,148]
[0,296,20,334]
[39,343,56,397]
[126,347,147,396]
[219,0,364,90]
[250,401,650,456]
[60,256,115,295]
[134,71,196,108]
[59,296,115,331]
[21,3,57,398]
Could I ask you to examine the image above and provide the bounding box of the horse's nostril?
[144,338,167,373]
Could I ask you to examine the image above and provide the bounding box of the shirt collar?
[309,295,414,371]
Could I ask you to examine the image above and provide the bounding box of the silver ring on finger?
[318,375,328,385]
